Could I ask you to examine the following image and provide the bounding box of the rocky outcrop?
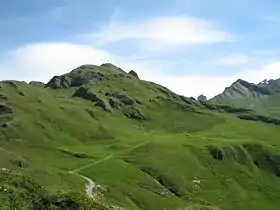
[238,114,280,125]
[46,71,105,89]
[123,108,147,121]
[11,159,28,169]
[209,147,226,161]
[197,95,207,101]
[128,70,139,79]
[29,81,45,88]
[0,104,13,115]
[73,87,109,111]
[105,92,134,105]
[108,98,121,109]
[135,98,142,105]
[46,76,72,89]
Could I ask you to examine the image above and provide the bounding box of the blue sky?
[1,0,280,97]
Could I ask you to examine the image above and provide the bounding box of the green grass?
[0,170,107,210]
[1,64,280,209]
[80,131,280,210]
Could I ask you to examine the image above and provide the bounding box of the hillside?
[1,64,280,209]
[211,79,280,117]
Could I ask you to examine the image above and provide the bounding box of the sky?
[2,0,280,98]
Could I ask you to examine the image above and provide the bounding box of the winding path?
[69,171,96,198]
[69,140,150,199]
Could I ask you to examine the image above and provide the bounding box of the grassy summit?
[0,64,280,209]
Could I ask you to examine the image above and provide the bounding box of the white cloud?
[93,16,234,49]
[1,42,280,99]
[0,43,113,82]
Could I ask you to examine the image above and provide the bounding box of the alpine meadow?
[1,64,280,209]
[2,1,280,209]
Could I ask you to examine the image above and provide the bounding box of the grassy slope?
[0,65,280,209]
[0,170,107,210]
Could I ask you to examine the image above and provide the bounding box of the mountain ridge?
[211,77,280,117]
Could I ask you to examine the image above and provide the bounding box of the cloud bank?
[1,42,280,98]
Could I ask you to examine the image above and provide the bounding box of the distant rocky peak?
[234,79,249,85]
[264,78,280,89]
[259,79,269,85]
[197,94,207,101]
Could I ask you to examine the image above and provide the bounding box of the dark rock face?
[105,92,134,105]
[128,70,139,79]
[123,108,147,121]
[210,147,226,161]
[0,104,13,115]
[46,72,104,89]
[73,87,109,111]
[0,94,8,100]
[18,91,25,96]
[11,159,28,169]
[73,87,98,102]
[197,95,207,101]
[1,123,8,128]
[46,76,71,89]
[104,91,146,120]
[120,97,134,106]
[238,114,280,125]
[108,98,121,109]
[135,98,142,105]
[201,102,251,114]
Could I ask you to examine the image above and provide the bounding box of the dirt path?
[69,140,150,199]
[71,154,113,174]
[69,171,96,198]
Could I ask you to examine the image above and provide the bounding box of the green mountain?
[211,79,280,117]
[1,64,280,210]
